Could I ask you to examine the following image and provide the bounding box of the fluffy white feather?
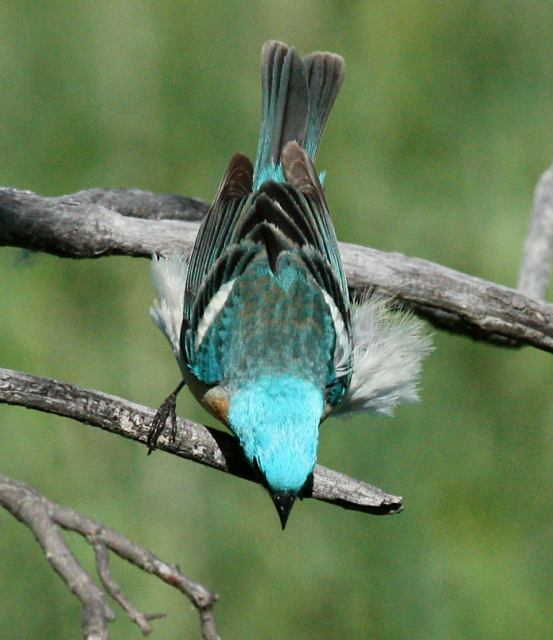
[150,254,188,359]
[333,293,433,417]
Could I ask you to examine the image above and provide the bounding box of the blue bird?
[150,41,432,528]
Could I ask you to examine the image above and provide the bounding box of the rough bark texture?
[2,186,552,352]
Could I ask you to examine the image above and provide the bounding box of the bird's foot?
[147,380,185,455]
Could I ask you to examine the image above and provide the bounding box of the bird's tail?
[253,41,345,189]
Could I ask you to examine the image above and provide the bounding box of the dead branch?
[1,185,552,352]
[0,475,220,640]
[518,165,553,299]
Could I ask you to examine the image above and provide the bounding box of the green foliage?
[1,2,553,638]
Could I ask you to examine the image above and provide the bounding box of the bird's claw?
[147,380,185,455]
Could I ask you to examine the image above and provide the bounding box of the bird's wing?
[280,141,349,307]
[184,153,253,324]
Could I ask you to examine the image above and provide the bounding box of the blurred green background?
[1,1,553,638]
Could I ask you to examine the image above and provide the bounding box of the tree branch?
[0,475,220,639]
[1,185,552,352]
[0,367,403,516]
[518,165,553,299]
[92,538,164,635]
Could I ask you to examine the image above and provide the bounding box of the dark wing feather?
[243,216,293,275]
[188,242,258,335]
[184,153,253,322]
[234,191,306,247]
[281,141,349,298]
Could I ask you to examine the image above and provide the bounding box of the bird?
[149,40,432,529]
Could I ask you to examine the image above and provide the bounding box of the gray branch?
[518,165,553,299]
[1,186,552,352]
[92,539,164,635]
[0,367,403,515]
[0,475,220,640]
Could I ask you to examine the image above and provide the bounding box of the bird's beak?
[271,491,296,529]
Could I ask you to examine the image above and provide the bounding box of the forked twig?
[0,475,220,640]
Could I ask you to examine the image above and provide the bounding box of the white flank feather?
[150,254,188,359]
[195,279,236,349]
[322,290,352,376]
[333,293,433,417]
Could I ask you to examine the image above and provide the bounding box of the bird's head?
[227,375,323,529]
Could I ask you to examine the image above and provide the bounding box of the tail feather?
[253,41,346,190]
[254,41,308,187]
[303,51,346,159]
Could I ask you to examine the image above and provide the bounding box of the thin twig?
[0,367,403,515]
[92,537,162,635]
[0,475,220,640]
